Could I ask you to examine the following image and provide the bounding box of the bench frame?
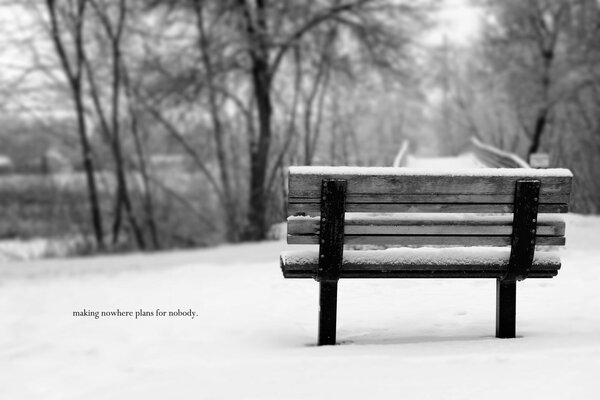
[315,178,541,345]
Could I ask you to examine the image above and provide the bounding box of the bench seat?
[281,247,561,279]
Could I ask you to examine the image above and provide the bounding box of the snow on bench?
[281,247,561,279]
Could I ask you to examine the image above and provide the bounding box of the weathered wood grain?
[287,234,565,246]
[289,170,572,197]
[288,202,569,215]
[290,193,570,204]
[282,265,559,279]
[288,215,565,236]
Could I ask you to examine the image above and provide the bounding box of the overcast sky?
[431,0,483,46]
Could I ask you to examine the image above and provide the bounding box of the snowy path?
[1,215,600,399]
[405,153,486,168]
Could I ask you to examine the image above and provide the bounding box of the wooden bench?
[280,166,573,345]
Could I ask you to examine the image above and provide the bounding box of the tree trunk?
[46,0,105,250]
[122,64,160,250]
[245,55,272,240]
[194,0,239,242]
[239,0,272,240]
[528,108,548,156]
[90,0,146,249]
[73,82,105,249]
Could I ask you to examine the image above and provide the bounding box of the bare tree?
[45,0,105,249]
[84,0,147,248]
[482,0,574,158]
[479,0,600,212]
[234,0,422,239]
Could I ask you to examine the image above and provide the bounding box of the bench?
[280,166,573,345]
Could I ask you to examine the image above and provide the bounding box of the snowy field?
[1,214,599,399]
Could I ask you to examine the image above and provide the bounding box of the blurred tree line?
[0,0,425,251]
[431,0,600,213]
[0,0,598,254]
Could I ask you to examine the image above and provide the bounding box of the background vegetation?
[0,0,598,255]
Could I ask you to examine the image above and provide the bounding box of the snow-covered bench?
[280,167,573,345]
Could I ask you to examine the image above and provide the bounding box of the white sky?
[429,0,484,46]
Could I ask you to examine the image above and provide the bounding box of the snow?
[281,247,561,267]
[1,214,599,399]
[0,238,56,262]
[290,165,573,177]
[405,153,487,168]
[0,237,85,262]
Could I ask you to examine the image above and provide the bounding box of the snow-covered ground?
[1,214,599,399]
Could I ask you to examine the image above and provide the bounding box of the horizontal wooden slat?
[289,167,573,197]
[282,269,559,279]
[288,215,565,236]
[280,248,561,279]
[290,193,569,204]
[287,235,565,246]
[288,202,569,215]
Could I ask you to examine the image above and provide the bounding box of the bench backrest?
[287,167,573,247]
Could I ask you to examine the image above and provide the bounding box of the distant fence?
[470,137,530,168]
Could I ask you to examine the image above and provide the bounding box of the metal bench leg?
[318,280,338,345]
[496,279,516,338]
[496,179,539,339]
[316,179,346,346]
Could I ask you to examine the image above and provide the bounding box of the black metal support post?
[496,179,540,338]
[504,180,541,282]
[316,179,346,346]
[496,279,516,338]
[318,281,338,345]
